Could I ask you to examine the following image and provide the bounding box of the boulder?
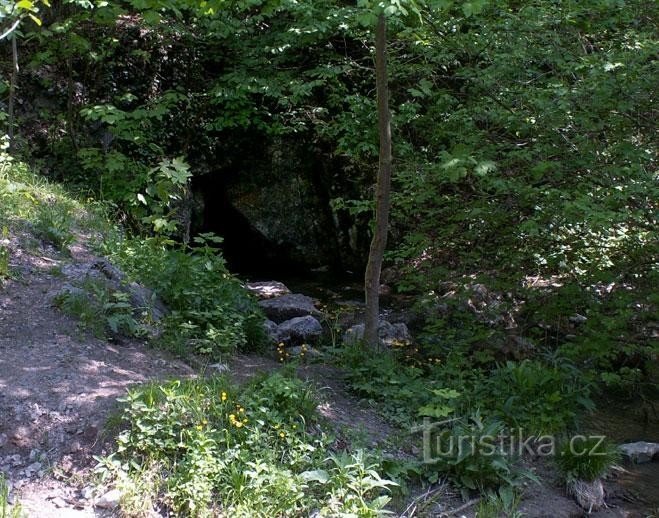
[277,316,323,344]
[343,320,412,348]
[263,319,279,342]
[258,293,320,323]
[246,281,291,300]
[619,442,659,464]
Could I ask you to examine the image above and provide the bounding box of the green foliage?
[341,343,592,435]
[0,474,22,518]
[97,373,395,516]
[555,437,621,482]
[476,486,523,518]
[426,413,536,498]
[53,278,143,339]
[102,233,265,357]
[477,360,594,435]
[33,199,75,250]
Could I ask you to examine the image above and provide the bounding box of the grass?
[0,155,112,254]
[0,474,22,518]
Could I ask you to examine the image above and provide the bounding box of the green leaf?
[300,469,330,484]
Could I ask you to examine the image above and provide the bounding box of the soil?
[1,232,656,517]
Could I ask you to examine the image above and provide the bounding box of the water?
[583,395,659,510]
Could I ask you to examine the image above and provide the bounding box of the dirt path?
[0,238,194,517]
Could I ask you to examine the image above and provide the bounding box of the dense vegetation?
[1,0,656,516]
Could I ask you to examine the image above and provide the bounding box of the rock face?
[259,293,321,323]
[246,281,291,300]
[619,442,659,464]
[343,320,412,348]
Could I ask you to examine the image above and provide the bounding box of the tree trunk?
[364,13,392,348]
[8,33,18,152]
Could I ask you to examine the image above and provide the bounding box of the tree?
[364,11,392,348]
[1,0,49,150]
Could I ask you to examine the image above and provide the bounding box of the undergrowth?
[97,371,396,517]
[99,233,266,357]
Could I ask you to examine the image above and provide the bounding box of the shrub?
[101,233,265,357]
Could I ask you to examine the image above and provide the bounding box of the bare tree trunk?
[8,33,18,152]
[364,13,392,348]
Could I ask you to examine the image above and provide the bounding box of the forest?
[0,0,657,516]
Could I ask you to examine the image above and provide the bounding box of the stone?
[619,441,659,464]
[264,319,279,342]
[289,345,323,358]
[343,320,412,348]
[53,257,169,326]
[246,281,291,300]
[96,489,122,510]
[24,461,42,477]
[50,496,68,508]
[126,281,169,322]
[258,294,321,323]
[569,314,588,325]
[277,316,323,344]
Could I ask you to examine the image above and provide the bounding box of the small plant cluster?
[53,278,143,340]
[97,372,396,517]
[554,437,621,483]
[0,474,22,518]
[101,233,265,357]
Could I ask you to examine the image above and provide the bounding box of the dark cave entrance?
[193,176,310,279]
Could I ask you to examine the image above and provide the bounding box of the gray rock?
[264,319,279,342]
[289,345,323,358]
[50,496,68,508]
[246,281,291,300]
[24,461,42,477]
[343,320,412,348]
[54,258,169,325]
[619,441,659,463]
[569,314,588,325]
[96,488,122,510]
[277,316,323,344]
[126,281,169,322]
[259,294,321,323]
[208,363,230,373]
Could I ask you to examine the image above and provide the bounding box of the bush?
[476,359,594,435]
[101,233,266,357]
